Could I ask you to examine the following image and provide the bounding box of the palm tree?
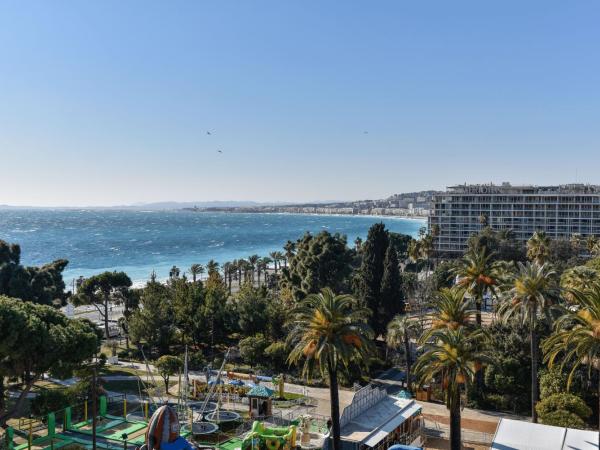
[527,231,551,265]
[543,285,600,448]
[273,251,285,272]
[283,241,296,268]
[222,262,232,293]
[206,259,219,276]
[189,263,204,283]
[269,252,279,275]
[414,327,490,450]
[407,240,421,264]
[248,254,260,285]
[237,258,247,284]
[386,315,421,392]
[425,286,476,336]
[261,257,273,285]
[287,288,374,450]
[498,261,559,422]
[454,247,502,326]
[560,266,600,303]
[587,236,599,256]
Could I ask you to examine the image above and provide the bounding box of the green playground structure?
[241,421,296,450]
[3,395,181,450]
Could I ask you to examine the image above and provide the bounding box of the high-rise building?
[429,183,600,253]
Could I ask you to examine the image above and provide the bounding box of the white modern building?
[429,183,600,253]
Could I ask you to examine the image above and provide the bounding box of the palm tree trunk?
[404,335,412,392]
[597,372,600,450]
[450,392,461,450]
[530,319,539,423]
[327,356,341,450]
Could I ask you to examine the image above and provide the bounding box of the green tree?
[128,277,175,357]
[355,223,389,336]
[73,271,132,338]
[498,262,559,423]
[386,315,421,392]
[171,277,204,345]
[235,285,269,337]
[188,264,204,283]
[282,232,354,301]
[248,254,260,285]
[484,319,533,414]
[0,240,69,306]
[560,266,600,303]
[414,327,490,450]
[264,341,288,372]
[426,287,475,335]
[527,231,551,265]
[536,393,591,429]
[543,284,600,443]
[379,242,405,327]
[156,355,183,393]
[287,288,374,450]
[466,227,526,262]
[0,296,100,425]
[239,334,268,368]
[454,247,502,326]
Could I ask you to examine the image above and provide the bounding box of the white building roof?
[492,418,599,450]
[339,394,421,446]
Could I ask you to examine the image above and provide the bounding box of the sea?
[0,210,426,286]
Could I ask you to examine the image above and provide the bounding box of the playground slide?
[241,421,296,450]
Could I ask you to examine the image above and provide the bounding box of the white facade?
[429,183,600,253]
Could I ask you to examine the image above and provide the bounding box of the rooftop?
[445,183,600,195]
[338,385,421,446]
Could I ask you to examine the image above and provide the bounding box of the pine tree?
[380,243,405,326]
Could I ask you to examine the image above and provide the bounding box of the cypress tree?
[357,223,389,336]
[380,243,405,327]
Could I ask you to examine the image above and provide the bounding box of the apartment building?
[429,183,600,253]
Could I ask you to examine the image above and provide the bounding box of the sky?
[1,1,599,207]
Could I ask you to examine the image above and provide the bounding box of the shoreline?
[183,209,429,221]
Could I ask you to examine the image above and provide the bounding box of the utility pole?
[92,365,97,450]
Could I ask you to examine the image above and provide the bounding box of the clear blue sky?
[1,1,599,206]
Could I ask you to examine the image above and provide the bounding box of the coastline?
[183,209,429,221]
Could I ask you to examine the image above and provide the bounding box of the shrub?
[536,393,592,429]
[541,411,586,429]
[540,367,567,399]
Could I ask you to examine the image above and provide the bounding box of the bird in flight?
[207,131,212,135]
[217,150,223,153]
[363,131,369,134]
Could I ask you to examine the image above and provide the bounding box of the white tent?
[563,428,599,450]
[492,418,599,450]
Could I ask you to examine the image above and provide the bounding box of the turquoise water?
[0,210,425,284]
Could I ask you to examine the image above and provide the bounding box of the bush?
[540,367,568,399]
[536,393,592,429]
[541,410,587,429]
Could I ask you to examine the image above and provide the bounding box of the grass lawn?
[102,379,156,396]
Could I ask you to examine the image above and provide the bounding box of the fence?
[424,419,493,445]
